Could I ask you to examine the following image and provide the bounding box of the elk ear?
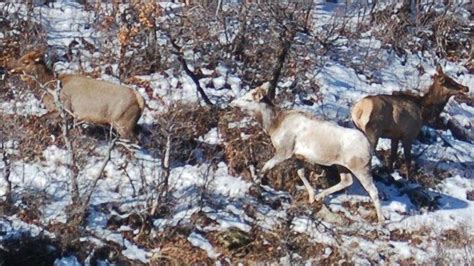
[436,64,443,74]
[260,81,271,94]
[252,88,266,101]
[252,82,270,99]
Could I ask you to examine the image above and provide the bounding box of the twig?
[1,141,12,202]
[119,161,136,197]
[82,129,117,210]
[168,36,214,106]
[303,1,313,33]
[150,125,172,216]
[18,72,56,92]
[19,72,76,117]
[52,79,80,203]
[269,28,294,99]
[215,0,222,17]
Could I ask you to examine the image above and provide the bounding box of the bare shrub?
[432,224,474,265]
[159,2,328,103]
[371,1,470,60]
[146,103,220,164]
[78,2,163,80]
[0,113,61,162]
[0,3,47,65]
[156,233,213,264]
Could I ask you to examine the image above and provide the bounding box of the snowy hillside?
[0,1,473,265]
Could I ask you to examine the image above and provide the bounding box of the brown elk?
[231,83,385,223]
[7,49,145,140]
[351,65,469,177]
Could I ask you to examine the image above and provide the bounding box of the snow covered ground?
[0,1,473,264]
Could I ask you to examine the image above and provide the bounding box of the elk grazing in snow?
[351,65,469,177]
[7,49,145,140]
[231,83,385,223]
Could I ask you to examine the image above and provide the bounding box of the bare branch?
[268,28,295,99]
[52,79,80,203]
[1,141,12,202]
[150,124,173,216]
[169,36,214,106]
[82,131,117,209]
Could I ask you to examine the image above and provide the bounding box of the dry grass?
[156,233,213,264]
[0,111,103,165]
[432,224,474,265]
[341,200,381,224]
[1,113,60,161]
[390,228,429,247]
[145,103,221,164]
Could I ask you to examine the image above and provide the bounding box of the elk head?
[420,64,470,124]
[8,49,56,87]
[432,64,469,97]
[230,82,274,115]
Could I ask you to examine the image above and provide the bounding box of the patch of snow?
[54,256,81,266]
[292,217,337,246]
[187,232,220,258]
[0,92,48,116]
[212,76,226,90]
[199,128,223,145]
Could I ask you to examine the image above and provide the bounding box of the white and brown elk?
[231,83,385,223]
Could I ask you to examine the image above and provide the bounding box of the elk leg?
[314,172,353,202]
[366,130,379,151]
[113,122,128,140]
[261,150,292,174]
[296,165,315,203]
[117,105,141,141]
[402,141,413,178]
[388,138,399,171]
[354,169,385,223]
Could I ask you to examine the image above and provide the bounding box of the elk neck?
[255,103,284,135]
[420,83,450,122]
[39,64,56,87]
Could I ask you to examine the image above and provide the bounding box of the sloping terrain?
[0,1,473,265]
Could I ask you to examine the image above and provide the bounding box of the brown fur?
[9,50,145,140]
[352,65,469,176]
